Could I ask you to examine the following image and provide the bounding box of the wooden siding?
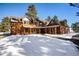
[11,22,69,35]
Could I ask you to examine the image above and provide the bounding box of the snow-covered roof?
[22,17,30,22]
[11,19,18,22]
[23,25,36,28]
[24,25,60,28]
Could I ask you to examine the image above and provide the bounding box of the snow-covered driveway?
[0,34,79,56]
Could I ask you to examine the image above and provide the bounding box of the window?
[24,21,26,24]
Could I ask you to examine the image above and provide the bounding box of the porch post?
[50,28,51,34]
[30,28,31,34]
[24,28,26,35]
[55,27,57,34]
[39,28,41,34]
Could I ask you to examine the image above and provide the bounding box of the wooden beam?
[50,28,51,34]
[30,28,31,34]
[45,28,46,34]
[39,28,40,34]
[55,27,57,34]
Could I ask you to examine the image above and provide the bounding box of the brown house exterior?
[10,17,69,35]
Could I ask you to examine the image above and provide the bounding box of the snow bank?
[45,33,79,39]
[0,32,10,35]
[0,34,79,56]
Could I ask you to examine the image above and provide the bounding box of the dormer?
[22,17,30,24]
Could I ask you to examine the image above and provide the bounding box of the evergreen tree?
[53,16,59,25]
[69,3,79,16]
[25,4,37,23]
[1,17,11,32]
[71,22,79,32]
[47,16,51,21]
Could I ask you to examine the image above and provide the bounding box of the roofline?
[23,25,60,28]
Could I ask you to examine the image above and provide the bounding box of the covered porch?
[23,25,61,34]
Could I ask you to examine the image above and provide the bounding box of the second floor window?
[24,21,26,24]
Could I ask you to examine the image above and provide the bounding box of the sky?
[0,3,79,27]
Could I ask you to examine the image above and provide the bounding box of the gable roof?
[48,19,60,26]
[11,17,19,22]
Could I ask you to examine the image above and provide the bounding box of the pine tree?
[25,4,37,23]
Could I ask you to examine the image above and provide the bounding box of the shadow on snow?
[0,35,79,56]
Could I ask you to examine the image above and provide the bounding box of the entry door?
[41,28,45,34]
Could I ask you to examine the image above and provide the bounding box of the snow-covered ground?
[0,34,79,56]
[0,32,10,35]
[45,33,79,39]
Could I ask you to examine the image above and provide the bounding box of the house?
[10,17,69,35]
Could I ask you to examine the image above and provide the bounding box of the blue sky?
[0,3,79,26]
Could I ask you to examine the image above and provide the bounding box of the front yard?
[0,34,79,56]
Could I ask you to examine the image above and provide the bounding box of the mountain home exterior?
[10,17,69,35]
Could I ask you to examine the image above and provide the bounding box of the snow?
[0,32,10,35]
[0,34,79,56]
[45,33,79,39]
[69,28,74,33]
